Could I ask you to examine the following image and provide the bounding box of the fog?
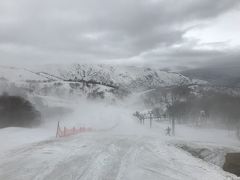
[1,0,240,178]
[1,63,240,179]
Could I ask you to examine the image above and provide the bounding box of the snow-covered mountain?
[0,64,192,91]
[39,64,192,89]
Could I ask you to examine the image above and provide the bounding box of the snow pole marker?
[56,121,60,138]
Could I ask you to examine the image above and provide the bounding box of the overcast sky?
[0,0,240,68]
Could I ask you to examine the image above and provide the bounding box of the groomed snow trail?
[0,132,235,180]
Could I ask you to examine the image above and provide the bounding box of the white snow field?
[0,116,239,180]
[0,64,239,179]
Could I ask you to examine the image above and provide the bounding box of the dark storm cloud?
[141,46,240,70]
[0,0,239,66]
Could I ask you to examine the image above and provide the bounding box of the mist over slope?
[0,64,192,128]
[2,63,240,132]
[0,64,195,106]
[1,64,240,179]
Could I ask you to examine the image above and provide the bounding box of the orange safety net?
[56,124,94,138]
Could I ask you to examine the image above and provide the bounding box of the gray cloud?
[0,0,239,66]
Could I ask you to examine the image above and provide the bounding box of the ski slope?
[0,64,238,179]
[0,124,237,180]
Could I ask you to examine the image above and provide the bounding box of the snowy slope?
[0,130,237,180]
[0,64,192,91]
[1,64,238,179]
[0,64,195,105]
[52,64,191,90]
[0,66,49,82]
[0,97,238,179]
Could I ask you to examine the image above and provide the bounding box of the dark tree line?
[0,93,41,128]
[143,84,240,130]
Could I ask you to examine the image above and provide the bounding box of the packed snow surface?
[0,119,238,180]
[0,134,233,180]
